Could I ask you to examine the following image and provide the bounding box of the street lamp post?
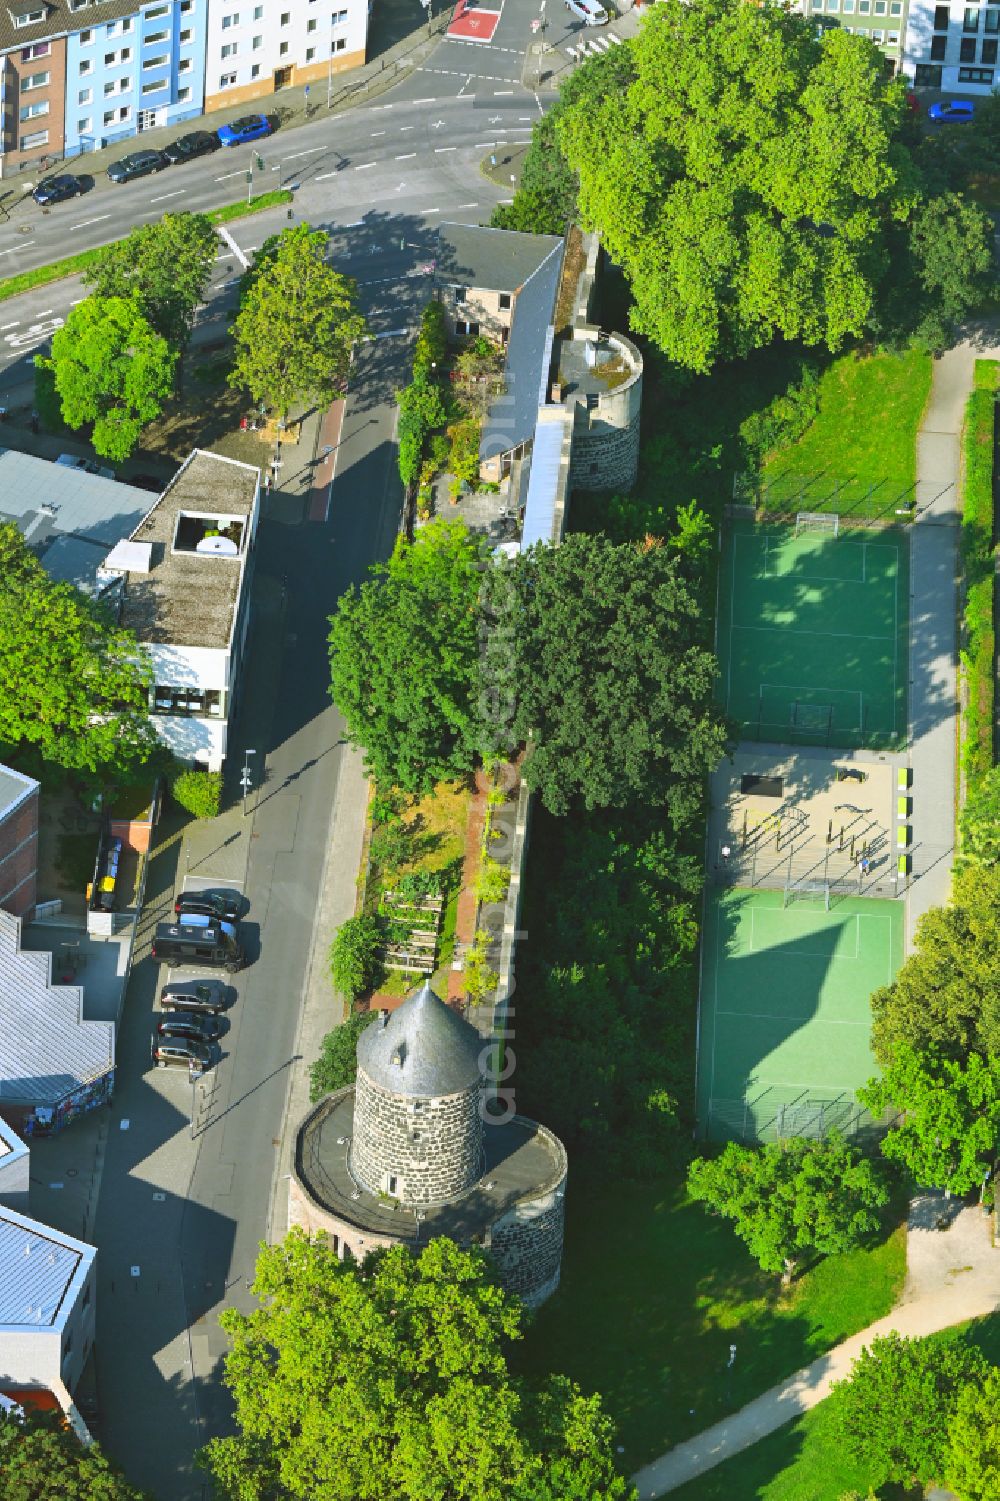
[240,748,257,818]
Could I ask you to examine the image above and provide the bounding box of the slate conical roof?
[356,981,483,1099]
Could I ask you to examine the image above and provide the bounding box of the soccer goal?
[791,701,834,739]
[795,511,840,538]
[783,878,831,911]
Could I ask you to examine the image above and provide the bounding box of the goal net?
[795,511,840,538]
[791,701,833,734]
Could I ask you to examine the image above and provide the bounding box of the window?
[886,27,899,41]
[498,292,511,310]
[279,37,288,51]
[144,3,169,15]
[874,0,886,12]
[307,15,316,26]
[250,60,260,75]
[144,52,169,65]
[220,69,237,85]
[82,1284,92,1310]
[965,6,980,27]
[180,0,193,10]
[890,2,902,12]
[79,27,93,41]
[20,70,49,89]
[104,80,115,93]
[178,55,192,69]
[335,33,345,47]
[179,27,192,40]
[826,0,838,12]
[77,115,91,131]
[103,107,115,122]
[961,35,977,56]
[151,686,223,716]
[857,1,870,12]
[69,0,90,11]
[20,40,50,57]
[843,1,855,13]
[13,8,46,28]
[914,61,943,82]
[252,32,262,45]
[871,27,884,40]
[455,320,480,337]
[78,85,91,101]
[930,29,947,52]
[959,62,995,75]
[145,26,168,40]
[19,99,48,119]
[983,34,998,55]
[142,76,166,91]
[220,41,237,56]
[986,9,1000,29]
[64,1331,73,1356]
[79,58,93,73]
[253,4,262,15]
[305,43,314,56]
[20,127,48,146]
[333,6,347,18]
[177,82,191,98]
[221,11,238,24]
[281,9,290,20]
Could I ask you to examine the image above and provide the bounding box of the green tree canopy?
[0,523,154,774]
[833,1332,987,1489]
[309,1009,378,1102]
[230,223,367,420]
[556,0,916,370]
[199,1232,633,1501]
[946,1365,1000,1501]
[859,1044,1000,1194]
[83,212,218,353]
[959,767,1000,870]
[0,1413,149,1501]
[480,533,727,818]
[40,295,177,461]
[869,864,1000,1065]
[687,1134,890,1279]
[327,915,383,1004]
[328,519,483,794]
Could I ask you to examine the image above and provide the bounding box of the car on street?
[155,1010,224,1043]
[217,114,272,147]
[150,1035,218,1074]
[32,174,82,206]
[159,978,234,1015]
[175,888,241,923]
[106,149,169,183]
[56,453,114,479]
[565,0,608,23]
[928,99,975,123]
[163,130,221,164]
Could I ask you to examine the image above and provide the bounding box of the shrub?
[369,816,417,876]
[961,361,998,785]
[309,1010,379,1101]
[476,854,511,905]
[447,417,481,488]
[739,362,821,468]
[171,769,222,819]
[329,915,383,1000]
[413,299,447,376]
[464,930,499,1002]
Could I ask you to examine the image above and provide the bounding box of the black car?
[106,149,169,184]
[163,130,220,165]
[174,888,241,923]
[156,1010,223,1043]
[159,978,232,1016]
[32,174,82,206]
[150,1035,217,1074]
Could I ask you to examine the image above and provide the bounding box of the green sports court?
[697,888,904,1142]
[718,518,909,750]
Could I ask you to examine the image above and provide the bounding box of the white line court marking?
[69,215,110,229]
[717,1011,872,1024]
[737,623,893,642]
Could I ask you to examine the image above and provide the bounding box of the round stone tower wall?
[485,1121,568,1308]
[568,331,643,494]
[351,1066,484,1206]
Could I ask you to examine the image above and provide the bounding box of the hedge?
[960,359,998,785]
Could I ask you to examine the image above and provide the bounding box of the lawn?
[762,349,932,520]
[513,1173,906,1471]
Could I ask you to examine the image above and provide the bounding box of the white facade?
[149,640,233,771]
[903,0,1000,91]
[0,1205,96,1396]
[0,1118,29,1214]
[203,0,367,115]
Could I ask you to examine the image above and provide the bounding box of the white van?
[565,0,608,23]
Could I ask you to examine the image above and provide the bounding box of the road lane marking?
[0,244,31,257]
[421,207,441,213]
[283,146,325,159]
[36,308,54,317]
[150,189,185,202]
[411,97,436,103]
[399,125,415,131]
[215,169,245,181]
[494,89,514,95]
[457,201,478,208]
[435,146,456,152]
[216,224,249,270]
[371,130,386,135]
[70,298,85,305]
[396,152,416,159]
[0,321,20,329]
[69,214,110,229]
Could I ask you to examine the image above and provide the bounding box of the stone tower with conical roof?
[350,981,485,1206]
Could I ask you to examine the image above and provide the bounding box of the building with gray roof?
[0,910,115,1136]
[0,1197,96,1399]
[291,982,567,1306]
[0,1117,29,1213]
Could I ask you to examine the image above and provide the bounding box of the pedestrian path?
[632,1197,1000,1498]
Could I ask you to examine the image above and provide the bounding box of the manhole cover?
[66,1168,78,1178]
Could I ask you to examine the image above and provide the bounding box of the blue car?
[927,99,975,123]
[217,113,273,147]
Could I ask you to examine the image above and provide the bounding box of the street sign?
[531,17,540,30]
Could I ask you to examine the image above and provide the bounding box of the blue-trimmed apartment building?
[64,0,207,157]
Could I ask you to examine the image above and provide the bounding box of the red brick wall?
[0,789,38,917]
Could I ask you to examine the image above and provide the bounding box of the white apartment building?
[98,449,261,774]
[903,0,1000,92]
[203,0,367,116]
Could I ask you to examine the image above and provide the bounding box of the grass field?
[514,1174,906,1470]
[717,519,908,749]
[697,889,903,1142]
[761,349,932,520]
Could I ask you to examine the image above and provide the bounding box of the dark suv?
[150,1036,217,1074]
[156,1011,223,1043]
[32,174,82,205]
[159,979,232,1016]
[106,150,169,183]
[174,889,241,923]
[163,130,220,164]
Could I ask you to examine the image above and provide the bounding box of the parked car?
[32,174,82,206]
[155,1010,224,1043]
[106,149,169,183]
[56,453,114,479]
[175,888,241,924]
[217,114,272,147]
[565,0,608,23]
[163,130,221,165]
[150,1035,217,1074]
[159,978,233,1015]
[152,915,244,972]
[928,99,975,123]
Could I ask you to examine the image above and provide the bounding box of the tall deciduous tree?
[39,296,177,461]
[199,1232,633,1501]
[833,1332,987,1490]
[859,1045,1000,1194]
[946,1367,1000,1501]
[0,1413,149,1501]
[959,767,1000,870]
[0,523,154,774]
[480,533,726,818]
[229,224,366,421]
[83,212,218,353]
[687,1134,890,1280]
[556,0,915,371]
[309,1009,378,1101]
[328,519,483,794]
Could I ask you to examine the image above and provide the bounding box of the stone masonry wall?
[487,1133,567,1309]
[351,1068,484,1205]
[568,331,643,494]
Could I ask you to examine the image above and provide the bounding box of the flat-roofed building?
[0,1201,96,1396]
